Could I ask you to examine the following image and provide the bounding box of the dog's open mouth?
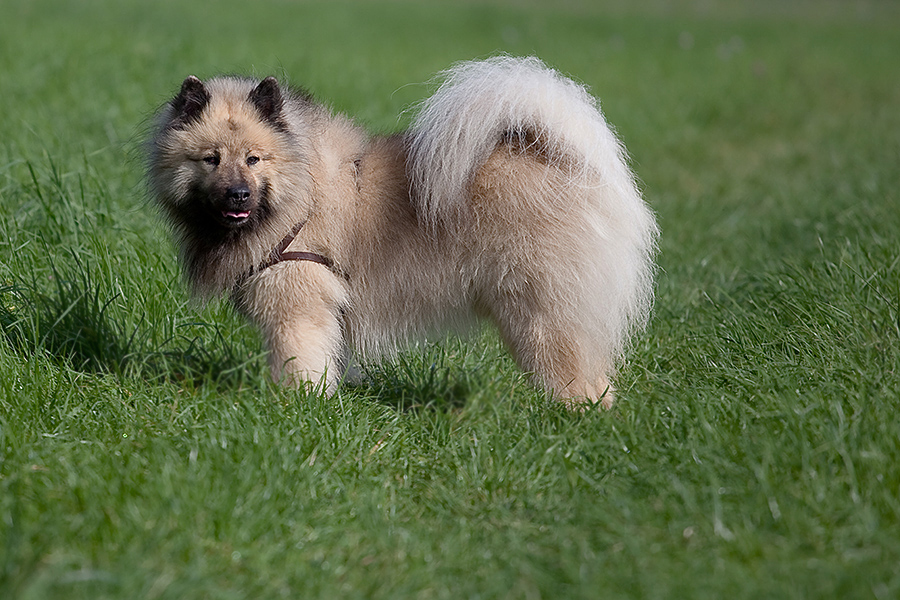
[221,210,251,225]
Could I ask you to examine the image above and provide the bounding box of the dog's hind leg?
[486,289,615,409]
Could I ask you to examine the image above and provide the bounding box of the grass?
[1,0,899,598]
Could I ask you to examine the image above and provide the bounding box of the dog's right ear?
[169,75,210,129]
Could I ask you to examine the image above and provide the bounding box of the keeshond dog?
[147,56,657,408]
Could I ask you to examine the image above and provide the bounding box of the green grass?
[2,0,899,598]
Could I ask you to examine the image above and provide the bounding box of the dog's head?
[149,75,306,234]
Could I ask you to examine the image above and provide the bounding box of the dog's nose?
[226,186,251,204]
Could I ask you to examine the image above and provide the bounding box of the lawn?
[1,0,899,598]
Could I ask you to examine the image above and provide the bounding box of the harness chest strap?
[250,221,336,275]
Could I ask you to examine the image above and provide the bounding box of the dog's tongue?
[224,210,250,219]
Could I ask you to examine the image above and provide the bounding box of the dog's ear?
[170,75,210,129]
[248,77,285,124]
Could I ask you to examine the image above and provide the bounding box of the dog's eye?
[246,156,260,166]
[203,155,220,166]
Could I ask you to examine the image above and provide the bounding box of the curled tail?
[407,56,658,367]
[408,56,639,223]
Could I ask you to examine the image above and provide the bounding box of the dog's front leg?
[266,311,344,394]
[237,263,348,395]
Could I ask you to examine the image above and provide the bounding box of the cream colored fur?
[148,57,658,408]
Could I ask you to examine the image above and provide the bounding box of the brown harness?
[266,221,332,269]
[245,222,336,279]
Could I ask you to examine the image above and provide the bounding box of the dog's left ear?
[249,77,284,124]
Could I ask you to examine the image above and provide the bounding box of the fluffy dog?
[147,56,657,408]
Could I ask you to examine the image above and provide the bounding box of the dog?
[147,56,657,408]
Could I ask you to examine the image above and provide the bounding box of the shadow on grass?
[350,361,471,413]
[346,338,505,413]
[0,253,259,391]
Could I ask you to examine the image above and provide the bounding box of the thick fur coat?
[147,56,658,408]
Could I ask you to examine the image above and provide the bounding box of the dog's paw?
[559,379,615,411]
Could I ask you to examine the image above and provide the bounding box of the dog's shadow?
[343,333,522,413]
[346,357,474,413]
[0,262,259,391]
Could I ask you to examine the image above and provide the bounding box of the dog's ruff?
[147,56,658,408]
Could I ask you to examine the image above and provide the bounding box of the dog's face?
[151,76,293,234]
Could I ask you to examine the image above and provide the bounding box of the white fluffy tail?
[408,56,634,222]
[407,56,658,367]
